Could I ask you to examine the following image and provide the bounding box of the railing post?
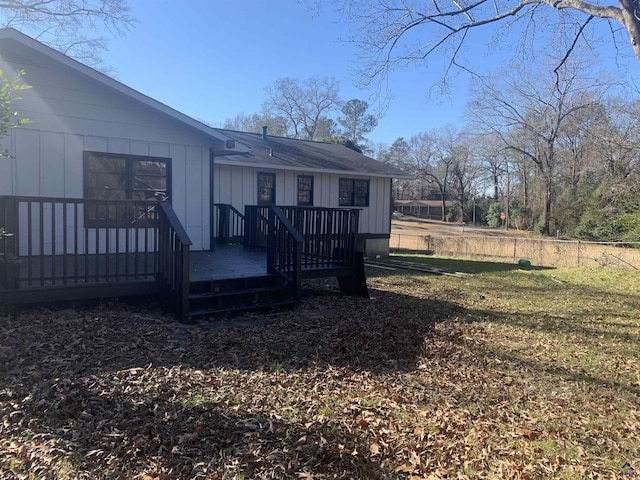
[180,245,190,319]
[351,209,360,264]
[0,197,19,289]
[266,207,275,272]
[293,239,302,300]
[218,204,228,244]
[156,202,192,319]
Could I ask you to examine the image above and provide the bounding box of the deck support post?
[337,250,369,298]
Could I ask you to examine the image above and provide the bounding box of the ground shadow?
[2,372,393,478]
[2,275,637,477]
[385,253,554,274]
[0,283,459,478]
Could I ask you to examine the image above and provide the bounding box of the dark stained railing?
[281,206,360,270]
[0,195,160,289]
[244,205,269,249]
[267,206,303,300]
[213,203,244,245]
[157,201,192,318]
[244,205,360,270]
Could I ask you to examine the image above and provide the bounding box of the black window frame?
[257,172,276,205]
[339,178,369,207]
[83,151,171,227]
[297,175,314,206]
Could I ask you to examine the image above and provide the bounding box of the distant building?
[394,199,452,221]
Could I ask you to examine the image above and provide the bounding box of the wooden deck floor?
[191,246,268,282]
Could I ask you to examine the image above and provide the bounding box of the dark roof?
[213,129,411,178]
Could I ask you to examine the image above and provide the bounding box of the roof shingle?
[214,129,411,178]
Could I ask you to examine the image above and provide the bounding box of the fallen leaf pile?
[0,265,638,479]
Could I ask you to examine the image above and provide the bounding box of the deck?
[191,247,268,282]
[192,246,354,282]
[8,245,352,287]
[0,197,367,317]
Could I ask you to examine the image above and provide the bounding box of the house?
[0,28,409,317]
[394,199,452,221]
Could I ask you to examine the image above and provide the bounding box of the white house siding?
[213,164,392,254]
[0,50,216,253]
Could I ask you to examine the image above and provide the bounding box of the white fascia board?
[214,158,415,180]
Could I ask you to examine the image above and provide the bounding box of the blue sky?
[99,1,640,147]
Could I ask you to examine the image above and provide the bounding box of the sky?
[96,0,640,148]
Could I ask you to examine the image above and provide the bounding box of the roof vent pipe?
[262,125,267,139]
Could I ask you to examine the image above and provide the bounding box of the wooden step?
[186,272,298,318]
[186,298,298,318]
[188,284,288,300]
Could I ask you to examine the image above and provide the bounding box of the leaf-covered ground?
[1,257,639,479]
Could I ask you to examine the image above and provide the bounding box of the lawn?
[1,255,639,479]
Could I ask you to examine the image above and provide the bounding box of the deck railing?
[0,195,160,289]
[282,206,360,269]
[267,206,303,300]
[244,206,360,270]
[244,206,270,249]
[213,203,245,245]
[157,202,192,318]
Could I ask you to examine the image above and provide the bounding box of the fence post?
[513,239,517,260]
[577,241,580,266]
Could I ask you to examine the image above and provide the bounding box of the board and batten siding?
[213,164,392,237]
[0,51,217,253]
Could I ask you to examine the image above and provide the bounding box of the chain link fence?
[390,233,640,269]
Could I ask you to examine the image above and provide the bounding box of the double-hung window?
[257,172,276,205]
[83,152,170,226]
[297,175,314,206]
[339,178,369,207]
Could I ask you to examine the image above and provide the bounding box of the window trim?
[257,171,276,205]
[83,151,171,227]
[297,175,314,206]
[339,178,370,207]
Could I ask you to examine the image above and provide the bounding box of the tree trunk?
[541,176,552,235]
[619,0,640,62]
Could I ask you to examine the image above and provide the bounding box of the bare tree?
[408,132,437,199]
[222,112,288,137]
[263,76,342,140]
[556,101,607,190]
[473,133,509,200]
[449,132,482,221]
[469,56,607,234]
[315,0,640,89]
[593,96,640,180]
[0,0,133,68]
[421,128,459,221]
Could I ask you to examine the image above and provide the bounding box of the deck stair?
[185,273,297,318]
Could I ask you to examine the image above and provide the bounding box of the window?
[257,172,276,205]
[297,175,314,206]
[84,152,170,226]
[339,178,369,207]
